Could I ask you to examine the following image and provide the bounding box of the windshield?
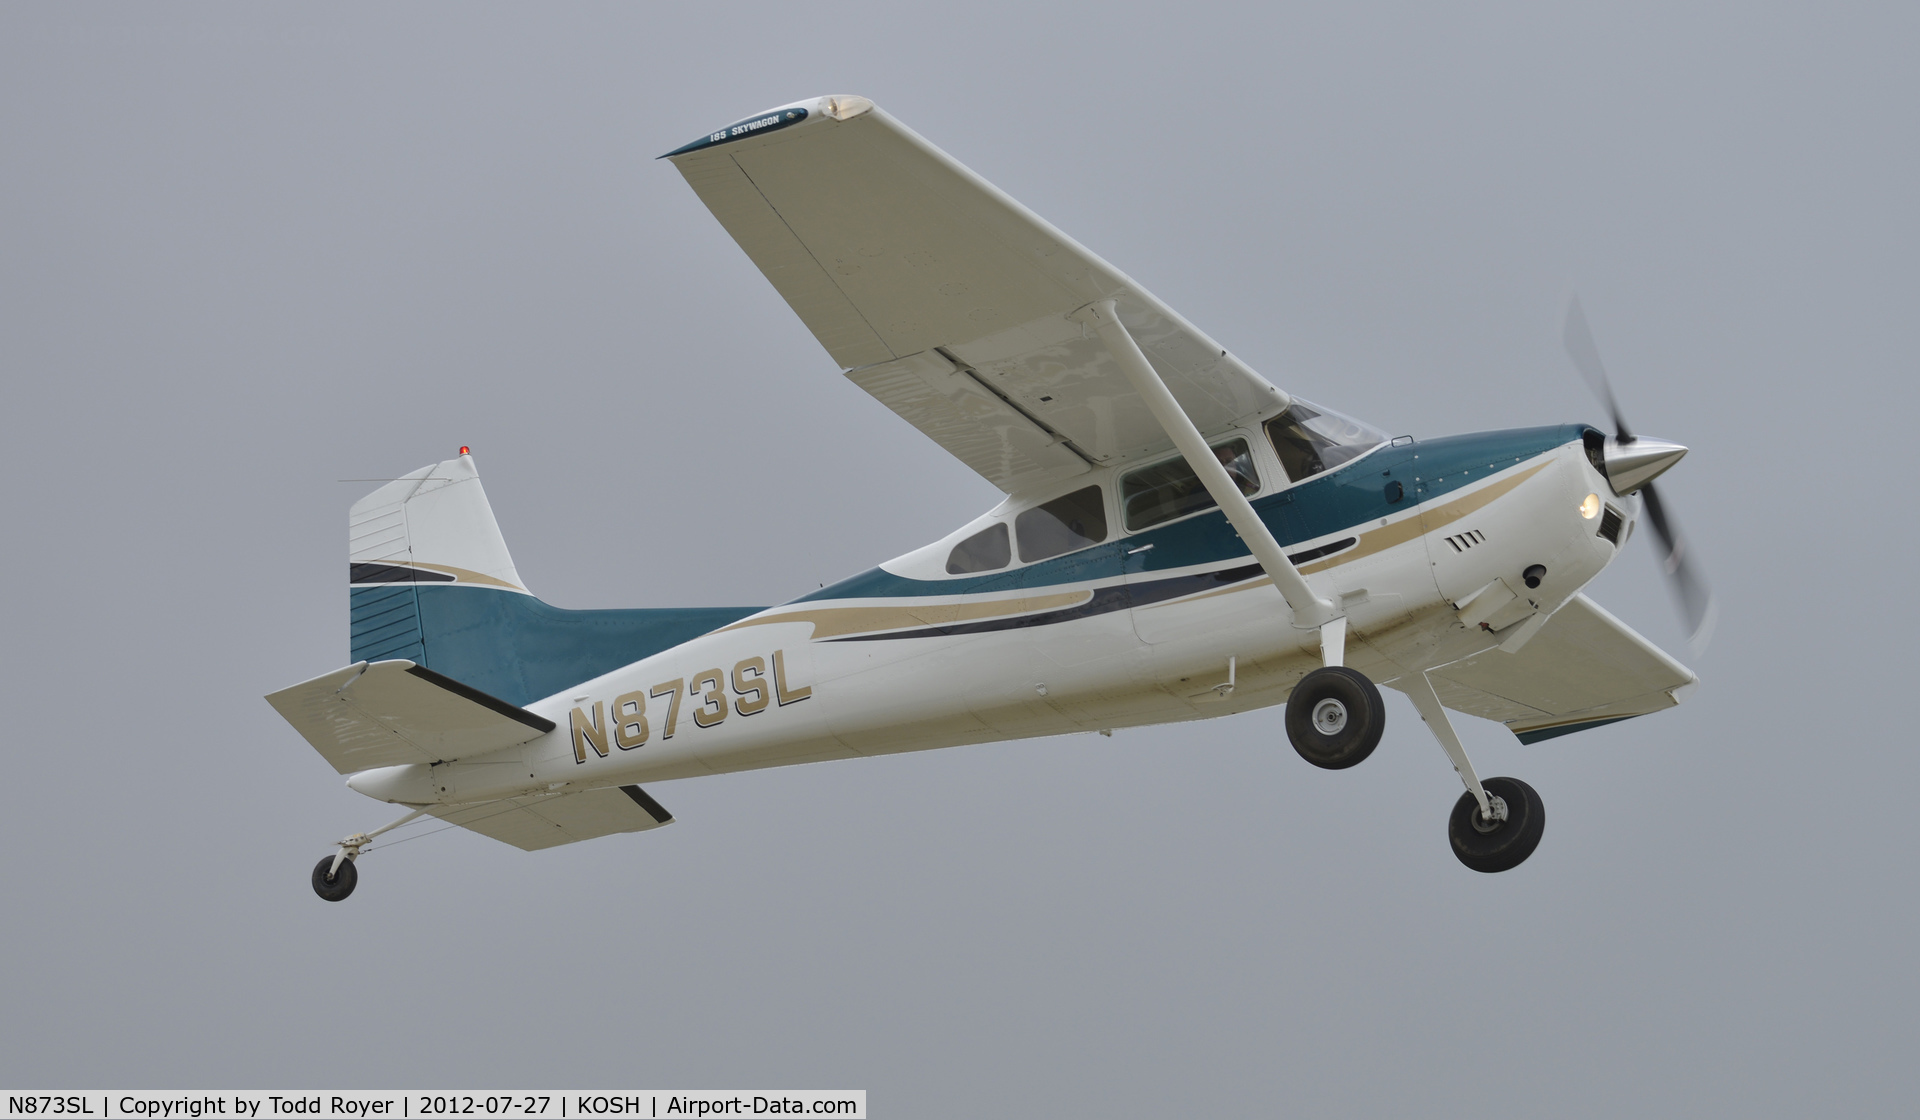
[1265,399,1387,482]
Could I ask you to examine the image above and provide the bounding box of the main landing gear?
[1285,666,1387,769]
[309,807,430,901]
[1448,776,1545,873]
[1287,664,1547,872]
[1402,669,1545,872]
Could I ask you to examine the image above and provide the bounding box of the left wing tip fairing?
[658,94,875,160]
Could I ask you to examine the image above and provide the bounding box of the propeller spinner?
[1563,297,1716,654]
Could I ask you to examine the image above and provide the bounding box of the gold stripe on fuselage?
[405,561,527,590]
[1171,460,1553,607]
[1303,459,1551,573]
[719,589,1093,640]
[723,460,1552,641]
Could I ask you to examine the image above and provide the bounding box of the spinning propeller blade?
[1563,297,1633,442]
[1563,297,1716,654]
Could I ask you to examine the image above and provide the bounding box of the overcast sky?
[2,3,1915,1115]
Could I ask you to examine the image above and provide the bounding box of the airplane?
[268,95,1712,901]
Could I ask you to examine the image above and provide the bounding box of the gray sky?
[2,2,1914,1114]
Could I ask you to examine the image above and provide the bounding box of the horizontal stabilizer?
[428,785,673,851]
[266,660,555,775]
[1423,594,1697,743]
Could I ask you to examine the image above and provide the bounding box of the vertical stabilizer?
[349,451,526,591]
[348,450,529,672]
[345,451,764,707]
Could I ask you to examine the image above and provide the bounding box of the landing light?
[1580,493,1601,519]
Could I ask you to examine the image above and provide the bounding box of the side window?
[1120,438,1260,532]
[1015,486,1107,563]
[945,523,1010,575]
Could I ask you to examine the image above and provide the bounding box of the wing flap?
[428,785,674,852]
[266,660,555,775]
[1425,595,1698,742]
[847,349,1090,491]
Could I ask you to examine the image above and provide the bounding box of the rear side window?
[1016,486,1107,563]
[946,523,1011,574]
[1120,438,1259,532]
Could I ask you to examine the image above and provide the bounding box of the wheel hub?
[1311,697,1349,736]
[1471,794,1510,833]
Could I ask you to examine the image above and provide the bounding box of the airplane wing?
[427,785,674,852]
[665,96,1290,496]
[266,660,555,775]
[1423,594,1698,743]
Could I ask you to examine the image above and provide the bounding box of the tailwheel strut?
[310,806,430,902]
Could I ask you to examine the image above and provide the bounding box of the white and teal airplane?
[270,96,1712,900]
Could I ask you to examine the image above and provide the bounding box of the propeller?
[1563,297,1717,655]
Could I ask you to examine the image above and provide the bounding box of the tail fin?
[348,451,762,707]
[350,450,526,594]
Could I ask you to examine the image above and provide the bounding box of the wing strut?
[1072,299,1344,660]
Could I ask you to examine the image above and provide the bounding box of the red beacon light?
[459,446,470,456]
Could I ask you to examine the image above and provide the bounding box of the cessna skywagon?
[270,95,1712,900]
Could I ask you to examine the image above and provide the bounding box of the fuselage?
[348,413,1630,808]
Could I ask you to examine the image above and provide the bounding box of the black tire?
[311,855,358,902]
[1448,776,1545,873]
[1284,666,1386,769]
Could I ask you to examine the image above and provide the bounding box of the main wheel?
[1448,776,1545,873]
[311,855,358,902]
[1284,666,1386,769]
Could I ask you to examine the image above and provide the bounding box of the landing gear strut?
[1403,669,1546,872]
[309,807,430,902]
[1285,666,1387,769]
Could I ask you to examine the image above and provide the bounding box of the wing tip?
[658,95,874,159]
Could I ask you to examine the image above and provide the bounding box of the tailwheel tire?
[1448,776,1545,873]
[1284,666,1386,770]
[311,855,358,902]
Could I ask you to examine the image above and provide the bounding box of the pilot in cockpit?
[1215,442,1257,493]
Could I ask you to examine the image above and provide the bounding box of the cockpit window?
[1016,485,1107,563]
[946,522,1010,575]
[1120,438,1260,532]
[1265,399,1387,483]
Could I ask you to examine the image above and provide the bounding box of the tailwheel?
[1448,776,1545,873]
[306,810,428,902]
[1285,666,1386,769]
[311,854,358,902]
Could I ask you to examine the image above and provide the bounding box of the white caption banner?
[0,1094,866,1120]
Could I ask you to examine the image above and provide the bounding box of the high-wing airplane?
[270,95,1711,900]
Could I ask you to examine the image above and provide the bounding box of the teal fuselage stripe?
[346,424,1591,706]
[795,424,1590,603]
[349,589,762,708]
